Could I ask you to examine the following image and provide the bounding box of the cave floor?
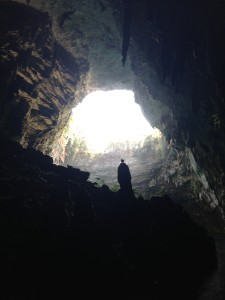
[0,136,219,300]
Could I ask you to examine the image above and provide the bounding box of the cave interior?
[1,0,225,299]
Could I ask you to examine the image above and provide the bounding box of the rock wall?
[126,0,225,217]
[0,2,89,153]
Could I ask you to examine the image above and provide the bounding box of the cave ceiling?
[0,0,171,149]
[1,0,225,216]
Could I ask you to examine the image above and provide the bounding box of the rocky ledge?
[0,136,217,299]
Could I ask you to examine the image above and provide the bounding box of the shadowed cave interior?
[1,1,225,299]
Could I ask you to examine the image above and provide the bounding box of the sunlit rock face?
[0,2,89,152]
[16,0,135,91]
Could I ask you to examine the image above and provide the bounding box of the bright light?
[68,90,160,153]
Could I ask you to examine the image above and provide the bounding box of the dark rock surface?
[0,136,217,299]
[128,0,225,217]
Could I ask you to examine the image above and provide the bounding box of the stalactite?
[122,0,134,66]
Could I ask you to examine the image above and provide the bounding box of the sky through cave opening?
[67,90,160,154]
[52,90,163,194]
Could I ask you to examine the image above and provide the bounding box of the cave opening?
[68,90,155,154]
[1,1,225,298]
[51,89,163,193]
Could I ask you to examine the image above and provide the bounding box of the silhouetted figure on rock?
[117,159,132,193]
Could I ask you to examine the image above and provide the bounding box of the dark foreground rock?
[0,136,217,299]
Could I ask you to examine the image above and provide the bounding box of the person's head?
[121,159,124,163]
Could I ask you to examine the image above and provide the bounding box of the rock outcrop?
[0,134,217,299]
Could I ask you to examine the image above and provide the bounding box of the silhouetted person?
[117,159,132,192]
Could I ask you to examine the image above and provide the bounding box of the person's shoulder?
[119,162,125,167]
